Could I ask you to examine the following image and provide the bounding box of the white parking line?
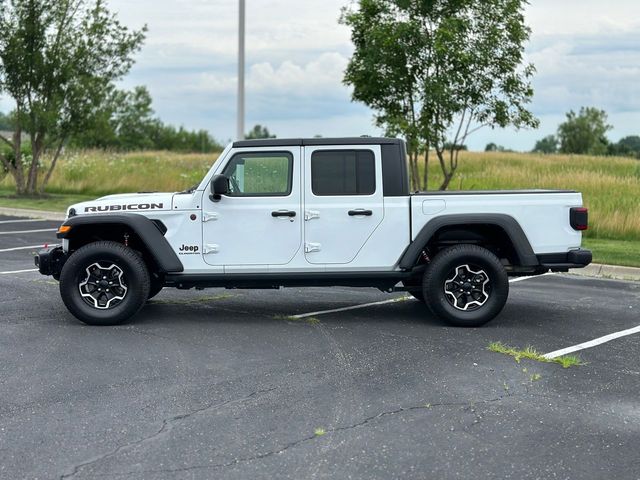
[0,268,38,275]
[291,274,550,319]
[509,272,553,283]
[0,228,57,235]
[290,296,411,319]
[0,244,46,253]
[544,325,640,359]
[0,218,45,224]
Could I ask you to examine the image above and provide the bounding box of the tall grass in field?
[0,150,220,196]
[420,151,640,241]
[1,149,637,241]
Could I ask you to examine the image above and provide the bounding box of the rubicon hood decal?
[68,192,174,216]
[84,202,164,213]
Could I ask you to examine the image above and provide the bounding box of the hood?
[67,192,174,217]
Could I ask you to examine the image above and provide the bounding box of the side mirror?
[210,174,229,201]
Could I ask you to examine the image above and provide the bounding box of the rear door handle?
[348,209,373,216]
[272,210,296,218]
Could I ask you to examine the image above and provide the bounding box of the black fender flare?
[57,214,184,273]
[399,214,539,270]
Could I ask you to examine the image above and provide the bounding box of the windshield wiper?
[178,184,199,194]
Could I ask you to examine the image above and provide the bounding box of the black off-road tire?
[423,245,509,327]
[147,274,164,300]
[403,284,425,303]
[59,241,150,326]
[407,289,425,302]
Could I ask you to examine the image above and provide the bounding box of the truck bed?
[409,190,584,255]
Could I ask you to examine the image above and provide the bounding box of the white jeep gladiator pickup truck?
[36,137,591,327]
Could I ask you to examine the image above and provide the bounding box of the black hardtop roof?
[232,137,404,148]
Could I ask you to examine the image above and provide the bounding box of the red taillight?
[570,207,589,231]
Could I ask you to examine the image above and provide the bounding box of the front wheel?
[59,241,150,326]
[423,245,509,327]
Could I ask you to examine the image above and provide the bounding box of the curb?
[568,263,640,282]
[0,206,66,221]
[0,205,638,282]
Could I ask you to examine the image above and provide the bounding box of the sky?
[3,0,640,151]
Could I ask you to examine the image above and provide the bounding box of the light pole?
[237,0,245,140]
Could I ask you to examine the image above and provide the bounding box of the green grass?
[582,238,640,268]
[0,188,93,212]
[488,341,584,368]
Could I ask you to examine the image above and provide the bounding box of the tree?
[245,124,275,139]
[557,107,611,156]
[70,85,222,153]
[485,142,498,152]
[532,135,558,154]
[111,86,156,150]
[608,135,640,159]
[0,0,146,194]
[341,0,538,190]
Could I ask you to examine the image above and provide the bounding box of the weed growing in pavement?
[488,342,584,368]
[314,428,326,436]
[273,314,321,325]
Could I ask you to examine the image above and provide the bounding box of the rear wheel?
[59,241,150,326]
[423,244,508,327]
[147,274,164,300]
[403,283,425,303]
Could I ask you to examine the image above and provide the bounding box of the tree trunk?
[12,127,26,195]
[422,146,429,191]
[436,146,459,191]
[26,133,44,195]
[438,172,454,191]
[39,139,65,194]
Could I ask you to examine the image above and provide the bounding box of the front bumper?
[537,248,592,272]
[35,246,68,279]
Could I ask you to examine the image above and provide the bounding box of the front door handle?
[348,209,373,216]
[272,210,296,218]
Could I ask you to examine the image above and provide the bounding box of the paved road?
[1,215,639,479]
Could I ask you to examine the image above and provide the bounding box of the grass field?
[0,149,638,266]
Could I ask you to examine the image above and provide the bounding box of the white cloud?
[249,52,348,95]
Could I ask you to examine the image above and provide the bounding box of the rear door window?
[311,150,375,196]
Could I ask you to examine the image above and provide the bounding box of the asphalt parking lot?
[1,214,639,480]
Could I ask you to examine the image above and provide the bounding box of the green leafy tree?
[532,135,558,154]
[485,142,498,152]
[245,124,276,139]
[0,0,146,194]
[486,142,514,153]
[557,107,611,156]
[608,135,640,159]
[70,86,222,153]
[341,0,538,190]
[111,86,156,150]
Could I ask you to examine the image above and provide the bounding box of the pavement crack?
[58,387,276,479]
[97,393,518,478]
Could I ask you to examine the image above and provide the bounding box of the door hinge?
[304,210,320,221]
[203,244,220,254]
[305,242,321,253]
[203,212,219,222]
